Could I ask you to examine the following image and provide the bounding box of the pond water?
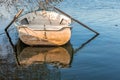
[0,0,120,80]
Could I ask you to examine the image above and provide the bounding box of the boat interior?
[16,11,71,30]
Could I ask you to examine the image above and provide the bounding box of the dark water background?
[0,0,120,80]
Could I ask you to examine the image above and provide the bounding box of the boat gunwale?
[18,25,72,31]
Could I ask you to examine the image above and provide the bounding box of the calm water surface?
[0,0,120,80]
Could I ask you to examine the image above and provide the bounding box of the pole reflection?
[74,34,99,53]
[0,33,98,79]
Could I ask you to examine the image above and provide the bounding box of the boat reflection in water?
[13,41,73,79]
[16,41,73,68]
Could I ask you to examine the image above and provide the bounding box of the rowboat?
[15,10,71,46]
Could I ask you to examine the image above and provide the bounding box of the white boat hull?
[15,11,71,46]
